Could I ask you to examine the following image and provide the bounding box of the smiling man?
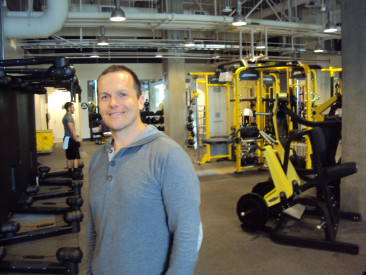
[86,65,202,275]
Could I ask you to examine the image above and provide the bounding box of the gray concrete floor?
[3,140,366,274]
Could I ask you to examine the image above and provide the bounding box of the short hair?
[98,65,142,98]
[64,102,73,111]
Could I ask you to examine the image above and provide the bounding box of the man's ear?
[138,94,145,110]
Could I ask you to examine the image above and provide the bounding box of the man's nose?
[109,95,119,106]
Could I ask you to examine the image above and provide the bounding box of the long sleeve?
[161,147,202,275]
[85,201,96,275]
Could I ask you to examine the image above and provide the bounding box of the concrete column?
[163,0,187,147]
[163,54,187,147]
[341,0,366,216]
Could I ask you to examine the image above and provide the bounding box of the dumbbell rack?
[141,111,164,131]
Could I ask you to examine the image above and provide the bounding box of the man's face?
[68,104,75,114]
[97,71,144,134]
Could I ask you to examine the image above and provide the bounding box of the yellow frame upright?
[189,72,233,163]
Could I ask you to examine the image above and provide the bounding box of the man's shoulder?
[89,145,107,168]
[149,135,189,160]
[151,134,180,149]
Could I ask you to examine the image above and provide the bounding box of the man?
[86,65,202,275]
[62,102,81,179]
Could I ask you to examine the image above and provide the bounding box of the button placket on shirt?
[106,147,127,184]
[106,147,116,183]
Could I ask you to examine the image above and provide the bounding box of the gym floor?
[4,140,366,274]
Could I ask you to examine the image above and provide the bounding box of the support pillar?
[340,0,366,216]
[163,0,187,147]
[163,36,187,147]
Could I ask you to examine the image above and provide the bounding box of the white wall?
[34,87,81,142]
[34,94,48,130]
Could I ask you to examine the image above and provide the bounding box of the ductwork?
[4,0,69,39]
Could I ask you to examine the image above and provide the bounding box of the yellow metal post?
[300,64,313,169]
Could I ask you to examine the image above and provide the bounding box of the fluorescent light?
[205,44,226,49]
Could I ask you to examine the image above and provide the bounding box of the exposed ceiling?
[3,0,342,63]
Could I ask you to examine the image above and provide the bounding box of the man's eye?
[101,95,109,100]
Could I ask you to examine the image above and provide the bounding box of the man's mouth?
[109,112,124,116]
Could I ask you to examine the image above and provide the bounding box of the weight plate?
[236,193,269,231]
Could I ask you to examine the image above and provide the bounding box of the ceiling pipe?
[265,27,268,58]
[250,0,308,19]
[250,29,254,59]
[4,0,69,39]
[239,30,242,60]
[63,12,338,38]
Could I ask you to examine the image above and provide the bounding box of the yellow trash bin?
[36,130,54,153]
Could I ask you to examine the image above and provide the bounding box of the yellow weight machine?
[232,67,267,173]
[232,62,318,172]
[189,72,233,163]
[236,93,360,254]
[313,67,342,122]
[254,62,318,169]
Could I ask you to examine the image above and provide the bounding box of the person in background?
[62,102,81,179]
[98,119,110,134]
[98,119,111,144]
[86,65,202,275]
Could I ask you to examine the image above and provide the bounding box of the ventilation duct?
[4,0,69,39]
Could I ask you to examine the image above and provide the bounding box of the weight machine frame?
[189,72,233,163]
[236,95,360,254]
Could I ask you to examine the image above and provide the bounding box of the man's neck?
[112,122,147,153]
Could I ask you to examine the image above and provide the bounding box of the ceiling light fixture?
[256,33,266,49]
[324,11,337,33]
[256,41,266,49]
[314,38,324,53]
[232,0,247,26]
[185,29,195,47]
[97,26,109,46]
[90,49,100,58]
[110,0,126,22]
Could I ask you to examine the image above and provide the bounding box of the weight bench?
[200,137,232,163]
